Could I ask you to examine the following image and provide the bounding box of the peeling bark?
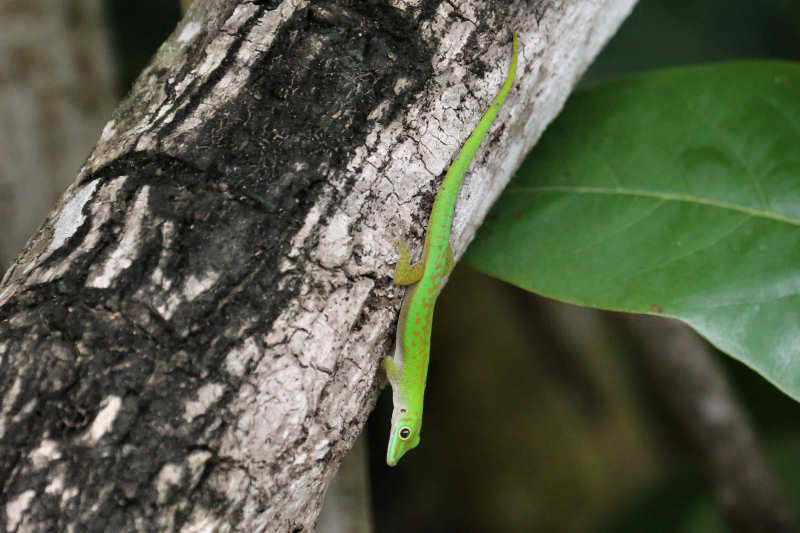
[0,0,636,531]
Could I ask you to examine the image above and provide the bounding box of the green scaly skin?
[384,33,519,466]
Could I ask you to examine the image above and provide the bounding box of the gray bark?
[0,0,116,269]
[0,0,636,531]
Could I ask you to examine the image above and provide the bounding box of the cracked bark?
[0,0,636,531]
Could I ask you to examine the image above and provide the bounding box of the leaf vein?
[506,185,800,226]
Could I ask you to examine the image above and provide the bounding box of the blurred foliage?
[584,0,800,84]
[597,436,800,532]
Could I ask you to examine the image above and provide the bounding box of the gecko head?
[386,413,421,467]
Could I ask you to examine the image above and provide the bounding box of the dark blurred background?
[4,1,800,531]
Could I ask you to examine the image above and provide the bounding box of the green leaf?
[465,61,800,401]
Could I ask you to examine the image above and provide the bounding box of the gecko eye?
[399,427,411,440]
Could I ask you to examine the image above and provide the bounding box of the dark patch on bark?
[173,2,438,208]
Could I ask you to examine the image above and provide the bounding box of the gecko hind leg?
[393,238,425,286]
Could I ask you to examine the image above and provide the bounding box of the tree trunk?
[0,0,115,269]
[0,1,636,530]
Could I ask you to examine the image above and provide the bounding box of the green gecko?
[383,33,519,466]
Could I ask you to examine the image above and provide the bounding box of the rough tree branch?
[0,0,635,530]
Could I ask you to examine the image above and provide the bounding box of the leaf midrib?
[506,185,800,227]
